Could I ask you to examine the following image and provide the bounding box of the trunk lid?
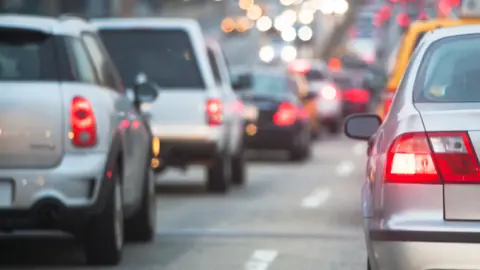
[0,82,64,168]
[416,103,480,220]
[239,92,288,125]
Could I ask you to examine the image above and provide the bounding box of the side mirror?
[344,113,381,140]
[133,82,158,106]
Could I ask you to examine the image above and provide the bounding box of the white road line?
[245,249,278,270]
[353,142,366,156]
[336,160,355,177]
[301,188,331,209]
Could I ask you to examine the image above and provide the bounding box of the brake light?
[70,96,97,147]
[343,88,370,103]
[321,85,337,100]
[288,59,310,74]
[273,102,297,126]
[383,92,394,117]
[206,98,223,126]
[385,132,480,184]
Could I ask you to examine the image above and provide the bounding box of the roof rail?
[58,13,87,21]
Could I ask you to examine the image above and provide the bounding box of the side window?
[63,37,98,84]
[82,33,123,92]
[207,48,222,86]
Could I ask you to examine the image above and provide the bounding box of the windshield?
[98,29,205,89]
[0,28,57,81]
[416,35,480,102]
[250,73,289,95]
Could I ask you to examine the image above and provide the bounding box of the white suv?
[93,18,247,193]
[0,15,158,265]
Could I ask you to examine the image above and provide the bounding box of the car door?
[81,32,140,204]
[209,46,243,154]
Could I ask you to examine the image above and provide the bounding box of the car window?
[207,48,221,86]
[305,69,326,81]
[99,29,205,89]
[82,33,123,92]
[250,73,289,95]
[415,35,480,102]
[0,28,57,81]
[63,37,98,84]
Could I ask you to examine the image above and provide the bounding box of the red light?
[289,59,311,74]
[342,88,370,103]
[397,13,409,27]
[449,0,460,6]
[328,58,342,72]
[383,92,394,117]
[385,132,480,184]
[273,102,297,126]
[418,12,429,20]
[206,99,222,126]
[321,85,337,100]
[70,96,97,147]
[131,120,140,129]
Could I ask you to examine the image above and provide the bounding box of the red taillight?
[206,99,223,126]
[397,13,409,27]
[321,85,337,100]
[383,92,394,117]
[273,102,297,126]
[288,59,311,74]
[70,96,97,147]
[385,132,480,184]
[343,88,370,103]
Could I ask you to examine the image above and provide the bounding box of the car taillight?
[385,132,480,184]
[206,98,223,126]
[383,92,394,117]
[70,96,97,147]
[343,88,370,103]
[321,85,337,100]
[273,102,297,126]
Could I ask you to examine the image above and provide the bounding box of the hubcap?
[113,181,124,250]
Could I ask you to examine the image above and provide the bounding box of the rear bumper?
[243,123,297,150]
[157,140,218,167]
[370,229,480,270]
[0,153,110,231]
[342,101,369,115]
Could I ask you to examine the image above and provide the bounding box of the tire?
[289,134,311,162]
[207,155,231,193]
[84,170,124,266]
[231,147,246,186]
[124,162,156,242]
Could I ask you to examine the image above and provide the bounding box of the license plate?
[244,106,259,120]
[0,181,12,207]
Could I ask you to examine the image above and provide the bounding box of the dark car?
[332,72,371,116]
[232,68,312,161]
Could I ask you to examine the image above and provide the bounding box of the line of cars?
[0,13,325,266]
[345,0,480,269]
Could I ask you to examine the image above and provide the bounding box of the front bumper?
[370,229,480,270]
[0,153,111,230]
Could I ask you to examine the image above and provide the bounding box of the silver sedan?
[345,24,480,270]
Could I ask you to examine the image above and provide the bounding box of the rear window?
[98,29,205,89]
[0,28,57,81]
[305,69,326,81]
[415,34,480,102]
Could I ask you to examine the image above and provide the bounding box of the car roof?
[90,17,201,31]
[424,24,480,43]
[0,14,93,37]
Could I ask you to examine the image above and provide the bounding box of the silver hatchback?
[345,25,480,270]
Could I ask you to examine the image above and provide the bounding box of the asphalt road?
[0,136,368,269]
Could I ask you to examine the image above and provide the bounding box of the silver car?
[345,25,480,270]
[0,15,158,265]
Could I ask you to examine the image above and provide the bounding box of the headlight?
[281,45,297,62]
[281,27,297,42]
[298,26,313,41]
[259,46,275,62]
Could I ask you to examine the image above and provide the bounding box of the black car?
[232,68,312,161]
[331,72,371,116]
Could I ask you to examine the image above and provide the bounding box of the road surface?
[0,136,368,269]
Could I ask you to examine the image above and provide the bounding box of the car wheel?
[289,134,311,162]
[207,155,231,193]
[84,170,124,265]
[231,147,246,186]
[124,160,156,242]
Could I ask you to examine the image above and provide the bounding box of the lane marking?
[336,160,355,177]
[353,142,366,156]
[301,188,331,209]
[245,249,278,270]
